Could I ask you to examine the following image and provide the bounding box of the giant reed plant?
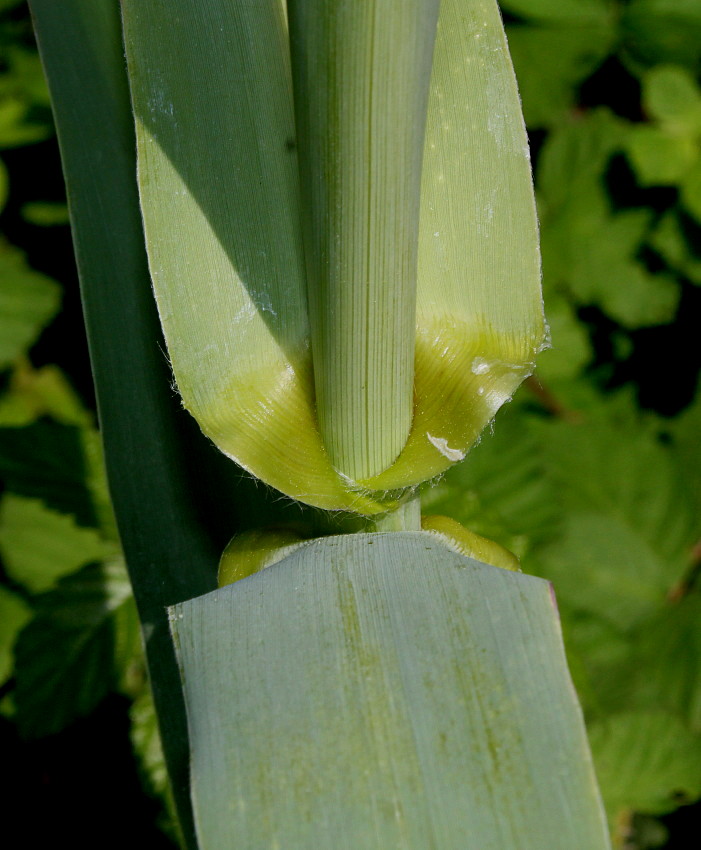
[31,0,611,847]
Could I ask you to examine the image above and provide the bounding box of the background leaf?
[13,559,136,737]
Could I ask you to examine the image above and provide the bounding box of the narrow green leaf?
[29,2,253,843]
[170,534,610,849]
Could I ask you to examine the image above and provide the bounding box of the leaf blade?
[171,533,610,849]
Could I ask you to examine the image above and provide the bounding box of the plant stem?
[289,0,440,482]
[364,492,422,532]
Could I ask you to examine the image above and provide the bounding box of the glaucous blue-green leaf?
[170,534,609,850]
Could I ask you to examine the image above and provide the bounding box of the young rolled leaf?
[170,533,610,849]
[288,0,440,481]
[122,0,544,513]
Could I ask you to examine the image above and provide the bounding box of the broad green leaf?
[0,494,111,592]
[524,412,699,632]
[533,416,698,569]
[0,241,61,367]
[545,208,680,329]
[561,611,632,718]
[499,0,614,24]
[680,159,701,223]
[0,45,52,148]
[130,683,181,844]
[625,125,698,186]
[30,2,259,843]
[649,210,701,285]
[505,25,614,128]
[668,380,701,515]
[13,559,135,737]
[170,534,610,849]
[130,687,170,803]
[0,420,96,525]
[422,406,558,554]
[538,119,681,328]
[21,201,70,227]
[598,596,701,733]
[537,511,680,630]
[643,65,701,132]
[621,0,701,70]
[0,157,7,211]
[537,110,628,214]
[0,363,92,427]
[535,295,593,381]
[0,585,31,685]
[589,712,701,818]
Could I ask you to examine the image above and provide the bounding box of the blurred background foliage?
[0,0,700,847]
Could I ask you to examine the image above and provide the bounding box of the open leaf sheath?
[122,0,544,512]
[170,534,610,849]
